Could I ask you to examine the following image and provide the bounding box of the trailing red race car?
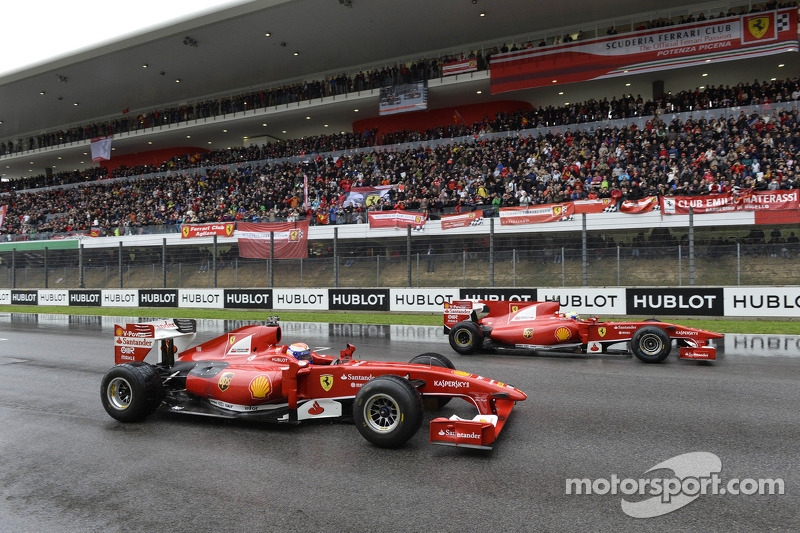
[444,300,724,363]
[101,318,525,450]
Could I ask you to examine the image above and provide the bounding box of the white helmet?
[288,342,312,361]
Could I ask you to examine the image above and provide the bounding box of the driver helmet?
[565,310,580,320]
[288,342,312,361]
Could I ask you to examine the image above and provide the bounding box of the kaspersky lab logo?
[566,452,784,518]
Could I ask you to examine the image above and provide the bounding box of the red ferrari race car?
[101,318,525,450]
[444,300,724,363]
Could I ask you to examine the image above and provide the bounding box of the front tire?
[630,326,672,363]
[101,363,165,422]
[353,375,423,448]
[448,321,482,355]
[409,352,455,409]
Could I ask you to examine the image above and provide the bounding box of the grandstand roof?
[1,0,797,179]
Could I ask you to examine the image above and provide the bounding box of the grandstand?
[1,0,799,289]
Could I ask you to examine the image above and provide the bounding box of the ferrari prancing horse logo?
[320,374,334,392]
[598,327,606,338]
[748,16,770,39]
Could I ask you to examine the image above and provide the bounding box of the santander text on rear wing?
[114,318,197,364]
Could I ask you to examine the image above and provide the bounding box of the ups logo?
[218,372,234,392]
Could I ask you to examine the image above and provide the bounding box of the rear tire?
[101,363,165,422]
[630,326,672,363]
[409,352,455,409]
[448,321,482,355]
[353,375,423,448]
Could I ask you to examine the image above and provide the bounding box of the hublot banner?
[69,290,102,306]
[329,289,390,311]
[626,288,724,316]
[138,289,179,308]
[11,290,38,305]
[38,290,69,306]
[0,290,10,304]
[723,287,800,317]
[458,288,537,301]
[224,289,273,309]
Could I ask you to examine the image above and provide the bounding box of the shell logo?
[452,370,471,377]
[249,375,271,399]
[115,327,123,336]
[555,327,572,341]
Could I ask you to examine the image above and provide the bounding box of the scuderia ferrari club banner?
[499,203,574,226]
[235,221,309,259]
[661,190,799,215]
[181,222,235,239]
[490,8,798,94]
[368,210,427,230]
[441,210,484,230]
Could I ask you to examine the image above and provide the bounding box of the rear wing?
[114,318,197,364]
[444,300,544,330]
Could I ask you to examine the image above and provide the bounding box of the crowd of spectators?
[1,0,795,157]
[4,75,799,195]
[2,96,799,238]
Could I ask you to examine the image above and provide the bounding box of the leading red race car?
[101,318,525,450]
[444,300,724,363]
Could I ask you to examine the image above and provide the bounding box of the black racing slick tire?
[101,363,165,422]
[630,325,672,363]
[448,321,483,355]
[353,375,423,448]
[408,352,455,410]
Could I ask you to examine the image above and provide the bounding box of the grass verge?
[1,305,798,334]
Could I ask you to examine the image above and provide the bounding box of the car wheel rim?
[364,394,400,432]
[639,334,663,356]
[107,377,132,410]
[455,330,472,348]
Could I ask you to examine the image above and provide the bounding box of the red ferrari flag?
[236,221,309,259]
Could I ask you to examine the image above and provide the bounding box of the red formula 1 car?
[101,318,525,450]
[444,300,724,363]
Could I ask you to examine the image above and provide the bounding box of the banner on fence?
[499,203,574,225]
[181,223,235,239]
[443,57,478,76]
[441,210,484,230]
[490,8,798,94]
[620,196,660,214]
[0,205,6,229]
[573,199,616,214]
[368,210,427,230]
[661,190,799,215]
[236,221,309,259]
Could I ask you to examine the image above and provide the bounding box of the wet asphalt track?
[0,313,797,533]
